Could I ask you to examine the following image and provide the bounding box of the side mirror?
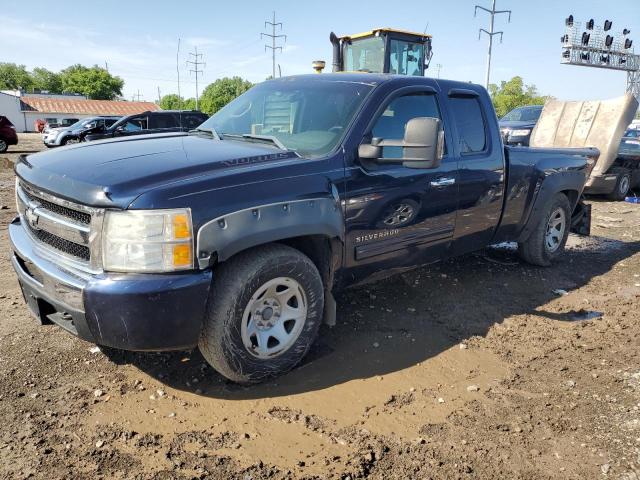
[358,117,444,169]
[114,125,125,134]
[85,122,97,130]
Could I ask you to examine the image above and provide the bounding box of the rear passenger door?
[447,89,505,255]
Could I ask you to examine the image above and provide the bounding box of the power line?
[132,89,143,102]
[261,11,286,79]
[186,46,205,110]
[475,0,512,89]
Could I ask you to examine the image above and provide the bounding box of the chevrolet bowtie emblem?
[25,207,40,230]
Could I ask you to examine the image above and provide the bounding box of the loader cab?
[330,28,432,76]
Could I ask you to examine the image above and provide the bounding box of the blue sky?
[2,0,639,102]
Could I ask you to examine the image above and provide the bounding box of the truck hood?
[15,132,299,208]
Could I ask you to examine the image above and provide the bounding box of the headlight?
[102,209,194,272]
[509,129,531,137]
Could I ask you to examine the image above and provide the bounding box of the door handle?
[430,177,456,187]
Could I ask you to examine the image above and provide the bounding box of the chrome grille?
[16,181,104,273]
[21,187,91,224]
[25,223,90,261]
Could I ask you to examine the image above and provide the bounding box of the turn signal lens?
[172,213,191,239]
[172,244,192,267]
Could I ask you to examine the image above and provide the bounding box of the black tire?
[0,139,7,153]
[607,169,631,201]
[518,193,571,267]
[60,136,79,146]
[199,244,324,384]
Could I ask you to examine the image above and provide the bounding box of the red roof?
[20,96,161,116]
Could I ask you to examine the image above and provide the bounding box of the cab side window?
[151,114,178,130]
[123,116,148,132]
[449,97,487,154]
[371,93,441,158]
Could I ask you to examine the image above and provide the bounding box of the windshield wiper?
[221,133,289,151]
[190,127,221,140]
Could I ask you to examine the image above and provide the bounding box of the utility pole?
[157,86,162,104]
[186,46,205,110]
[262,11,286,79]
[132,90,143,102]
[176,38,182,110]
[475,0,511,89]
[435,63,442,78]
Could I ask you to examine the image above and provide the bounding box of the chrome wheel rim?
[619,175,630,195]
[66,138,79,144]
[0,139,6,151]
[241,277,307,359]
[545,208,566,253]
[384,203,415,226]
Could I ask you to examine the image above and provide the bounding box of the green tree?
[159,94,183,110]
[31,67,63,93]
[183,98,197,110]
[488,76,549,118]
[159,94,198,111]
[59,65,124,100]
[0,63,33,91]
[199,77,253,115]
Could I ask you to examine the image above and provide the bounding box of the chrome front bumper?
[9,217,87,313]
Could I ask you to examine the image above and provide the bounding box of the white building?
[0,91,160,132]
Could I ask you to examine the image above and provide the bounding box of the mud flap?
[570,200,591,236]
[323,289,336,327]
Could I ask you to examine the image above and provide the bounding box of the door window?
[151,114,178,129]
[181,113,206,129]
[389,40,424,76]
[122,116,148,132]
[371,93,441,158]
[105,119,118,128]
[449,97,487,154]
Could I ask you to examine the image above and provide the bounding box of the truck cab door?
[446,89,505,256]
[343,88,459,283]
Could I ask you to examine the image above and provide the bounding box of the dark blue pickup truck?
[9,74,597,383]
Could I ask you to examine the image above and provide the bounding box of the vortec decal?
[222,152,295,168]
[355,229,400,244]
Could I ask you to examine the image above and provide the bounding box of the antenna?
[475,0,512,89]
[176,38,182,111]
[262,11,287,79]
[186,46,205,111]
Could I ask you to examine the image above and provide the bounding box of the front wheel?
[518,193,571,267]
[199,244,324,384]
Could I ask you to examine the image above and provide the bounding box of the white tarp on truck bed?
[530,93,639,178]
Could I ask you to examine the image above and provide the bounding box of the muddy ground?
[0,133,639,480]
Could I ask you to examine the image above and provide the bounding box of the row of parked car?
[42,110,209,147]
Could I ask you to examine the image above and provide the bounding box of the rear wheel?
[518,193,571,267]
[199,244,324,384]
[607,169,631,201]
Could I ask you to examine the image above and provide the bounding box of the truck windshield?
[199,79,374,158]
[501,106,543,122]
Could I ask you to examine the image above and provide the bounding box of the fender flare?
[517,170,585,243]
[196,197,344,268]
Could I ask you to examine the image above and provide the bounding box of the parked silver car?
[43,116,120,147]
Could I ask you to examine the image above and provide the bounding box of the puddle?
[568,309,603,321]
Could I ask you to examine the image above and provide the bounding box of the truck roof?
[270,73,486,95]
